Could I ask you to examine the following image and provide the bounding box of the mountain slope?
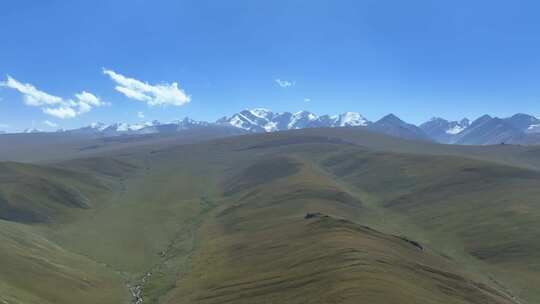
[420,117,470,143]
[368,114,431,141]
[454,115,523,145]
[505,113,540,132]
[2,129,540,303]
[0,220,127,304]
[0,161,121,223]
[7,109,540,146]
[217,109,370,132]
[164,154,517,304]
[0,161,135,304]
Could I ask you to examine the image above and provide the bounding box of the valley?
[1,128,540,303]
[4,1,540,303]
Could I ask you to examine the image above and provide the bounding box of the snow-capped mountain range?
[216,108,369,133]
[5,109,540,146]
[66,118,212,136]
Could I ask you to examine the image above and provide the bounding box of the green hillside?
[0,161,131,304]
[1,129,539,303]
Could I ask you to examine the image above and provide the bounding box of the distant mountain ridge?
[66,118,213,137]
[216,108,370,133]
[367,114,431,141]
[4,109,540,145]
[420,113,540,145]
[419,117,470,143]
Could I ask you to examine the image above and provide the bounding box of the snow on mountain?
[89,122,109,131]
[12,109,540,145]
[217,112,266,132]
[446,125,466,135]
[227,115,248,129]
[71,109,373,137]
[505,113,540,132]
[70,118,212,137]
[263,121,278,132]
[23,128,44,134]
[528,124,540,133]
[449,114,540,145]
[249,108,273,120]
[218,109,371,132]
[288,111,319,129]
[331,112,370,127]
[452,115,521,145]
[127,121,155,131]
[420,117,470,143]
[113,123,130,132]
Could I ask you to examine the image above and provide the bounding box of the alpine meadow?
[1,1,540,304]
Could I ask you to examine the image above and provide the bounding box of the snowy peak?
[10,109,540,146]
[332,112,370,127]
[288,111,319,129]
[420,117,470,143]
[70,118,211,136]
[217,109,371,132]
[89,122,109,131]
[217,111,267,132]
[170,118,209,129]
[249,108,273,120]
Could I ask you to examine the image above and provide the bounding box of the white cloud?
[76,91,102,107]
[1,76,104,119]
[43,106,78,119]
[0,123,9,129]
[103,68,191,106]
[137,111,145,119]
[75,91,104,114]
[304,97,311,102]
[1,76,63,106]
[44,120,58,128]
[275,78,295,88]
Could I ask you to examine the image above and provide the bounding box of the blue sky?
[1,0,540,131]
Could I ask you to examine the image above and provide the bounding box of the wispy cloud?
[2,76,63,106]
[103,68,191,106]
[1,76,105,119]
[275,78,295,88]
[304,97,311,102]
[137,111,145,119]
[0,123,9,129]
[44,120,58,128]
[43,106,78,119]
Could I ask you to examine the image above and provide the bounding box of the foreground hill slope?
[0,220,127,304]
[164,154,517,304]
[0,161,132,303]
[1,129,539,303]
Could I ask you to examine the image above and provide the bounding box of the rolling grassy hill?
[0,161,133,303]
[1,128,539,303]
